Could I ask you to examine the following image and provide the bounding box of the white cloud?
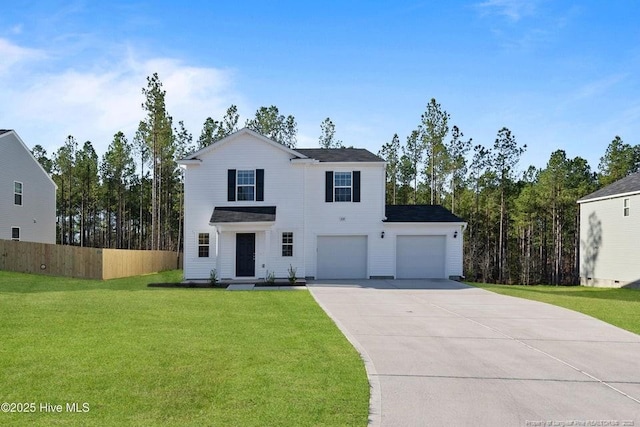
[0,38,45,74]
[1,39,240,158]
[475,0,539,22]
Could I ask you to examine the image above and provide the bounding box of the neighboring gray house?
[0,130,57,244]
[577,172,640,288]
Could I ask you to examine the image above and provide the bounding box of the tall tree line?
[379,98,639,285]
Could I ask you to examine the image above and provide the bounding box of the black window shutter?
[256,169,264,201]
[227,169,236,201]
[353,171,361,202]
[325,171,333,202]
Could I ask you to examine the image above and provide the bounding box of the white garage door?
[317,236,367,279]
[396,235,446,279]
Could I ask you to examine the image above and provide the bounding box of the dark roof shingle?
[384,205,464,223]
[578,172,640,202]
[295,148,384,162]
[0,129,12,135]
[210,206,276,223]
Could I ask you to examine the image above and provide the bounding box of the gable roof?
[295,148,384,163]
[179,127,383,164]
[384,205,464,223]
[578,172,640,203]
[210,206,277,223]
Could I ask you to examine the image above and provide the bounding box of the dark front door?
[236,233,255,277]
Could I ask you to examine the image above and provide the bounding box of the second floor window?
[228,169,264,202]
[334,172,352,202]
[14,181,23,206]
[624,198,630,217]
[237,170,255,201]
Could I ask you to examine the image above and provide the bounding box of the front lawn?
[470,283,640,335]
[0,271,369,426]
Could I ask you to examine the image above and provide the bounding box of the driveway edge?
[308,287,382,427]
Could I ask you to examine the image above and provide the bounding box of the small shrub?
[265,270,276,285]
[288,265,297,285]
[209,269,218,286]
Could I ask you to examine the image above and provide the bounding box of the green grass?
[469,283,640,335]
[0,271,369,426]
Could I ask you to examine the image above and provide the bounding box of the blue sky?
[2,0,639,172]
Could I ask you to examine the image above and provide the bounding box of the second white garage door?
[396,235,446,279]
[317,236,367,279]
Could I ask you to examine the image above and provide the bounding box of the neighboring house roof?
[578,172,640,203]
[210,206,277,223]
[0,129,11,135]
[384,205,464,222]
[295,148,384,163]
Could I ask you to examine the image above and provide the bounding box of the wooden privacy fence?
[0,239,181,280]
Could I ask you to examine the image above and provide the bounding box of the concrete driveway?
[308,279,640,427]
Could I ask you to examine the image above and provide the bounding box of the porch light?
[453,231,458,239]
[381,231,385,239]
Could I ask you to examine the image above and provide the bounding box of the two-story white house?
[0,129,57,244]
[179,128,466,281]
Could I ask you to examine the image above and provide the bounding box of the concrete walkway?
[308,279,640,427]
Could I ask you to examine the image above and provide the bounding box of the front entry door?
[236,233,255,277]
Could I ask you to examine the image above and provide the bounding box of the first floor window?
[282,232,293,257]
[11,227,20,241]
[14,181,23,206]
[334,172,352,202]
[198,233,210,257]
[624,198,630,217]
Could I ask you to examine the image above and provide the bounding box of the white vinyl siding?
[0,132,56,244]
[579,193,640,286]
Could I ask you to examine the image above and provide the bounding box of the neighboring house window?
[334,172,352,202]
[11,227,20,241]
[623,198,630,217]
[14,181,23,206]
[325,171,361,203]
[198,233,210,257]
[227,169,264,201]
[282,232,293,257]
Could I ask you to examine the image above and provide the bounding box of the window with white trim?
[237,170,255,201]
[14,181,23,206]
[198,233,210,257]
[623,198,630,217]
[11,227,20,241]
[334,172,352,202]
[282,232,293,257]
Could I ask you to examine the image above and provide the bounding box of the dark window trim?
[11,226,20,241]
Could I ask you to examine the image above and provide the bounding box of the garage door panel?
[317,236,367,279]
[396,235,445,279]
